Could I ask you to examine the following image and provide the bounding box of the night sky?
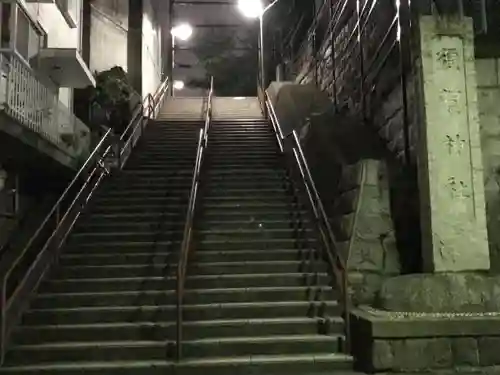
[173,0,259,96]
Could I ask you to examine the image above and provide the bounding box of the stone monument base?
[350,273,500,373]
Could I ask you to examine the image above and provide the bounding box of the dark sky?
[173,0,258,96]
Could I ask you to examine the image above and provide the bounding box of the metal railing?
[0,51,91,158]
[0,77,169,365]
[176,76,214,361]
[262,91,351,353]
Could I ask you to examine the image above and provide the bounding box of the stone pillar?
[416,16,490,272]
[127,0,143,95]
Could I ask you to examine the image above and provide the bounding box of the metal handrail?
[176,76,214,361]
[0,78,170,365]
[263,91,351,353]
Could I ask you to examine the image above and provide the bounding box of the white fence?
[0,52,90,159]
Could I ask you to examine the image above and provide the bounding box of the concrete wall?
[84,0,162,97]
[88,0,128,73]
[141,0,162,98]
[476,58,500,272]
[23,0,83,110]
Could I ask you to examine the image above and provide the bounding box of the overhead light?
[173,80,185,90]
[237,0,264,19]
[171,23,193,41]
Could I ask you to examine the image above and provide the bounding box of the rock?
[391,338,453,371]
[372,340,393,370]
[478,337,500,366]
[452,338,480,367]
[379,273,500,313]
[348,272,384,306]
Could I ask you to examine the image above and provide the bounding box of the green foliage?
[88,66,138,134]
[188,28,260,96]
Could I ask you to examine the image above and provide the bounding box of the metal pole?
[259,15,265,91]
[172,36,176,97]
[167,0,174,96]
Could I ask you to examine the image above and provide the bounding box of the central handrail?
[0,77,170,364]
[262,91,351,353]
[176,76,214,360]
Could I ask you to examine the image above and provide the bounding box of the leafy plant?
[87,66,139,135]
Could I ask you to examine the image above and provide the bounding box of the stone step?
[197,238,316,251]
[123,162,196,169]
[95,188,192,198]
[197,228,314,242]
[206,168,287,176]
[22,300,341,326]
[200,202,300,214]
[202,179,291,190]
[75,218,310,233]
[92,195,189,206]
[0,353,354,374]
[81,212,181,224]
[71,227,311,244]
[52,259,326,279]
[88,204,188,214]
[12,316,344,345]
[41,272,331,293]
[179,334,343,359]
[63,240,182,254]
[31,286,336,309]
[5,341,169,365]
[60,248,320,265]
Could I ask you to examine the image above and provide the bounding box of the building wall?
[88,0,128,73]
[141,0,162,98]
[22,0,83,110]
[85,0,162,98]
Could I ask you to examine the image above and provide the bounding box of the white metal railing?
[0,51,90,159]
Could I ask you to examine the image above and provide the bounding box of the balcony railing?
[0,51,90,160]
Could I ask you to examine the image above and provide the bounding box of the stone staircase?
[0,100,354,374]
[0,119,201,373]
[178,117,353,373]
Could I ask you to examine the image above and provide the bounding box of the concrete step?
[123,162,196,169]
[81,212,182,224]
[96,187,191,198]
[12,316,344,345]
[75,221,184,233]
[206,168,287,176]
[92,195,188,206]
[202,179,290,190]
[22,300,341,325]
[52,259,325,280]
[0,353,355,374]
[60,248,319,265]
[75,217,310,233]
[64,240,181,254]
[197,238,316,251]
[197,228,313,242]
[88,204,188,214]
[41,272,331,293]
[201,202,299,213]
[180,334,343,358]
[5,341,169,364]
[31,286,336,309]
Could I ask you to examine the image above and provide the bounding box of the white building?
[0,0,165,169]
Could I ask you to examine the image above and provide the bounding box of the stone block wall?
[476,57,500,272]
[373,336,500,371]
[337,160,401,306]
